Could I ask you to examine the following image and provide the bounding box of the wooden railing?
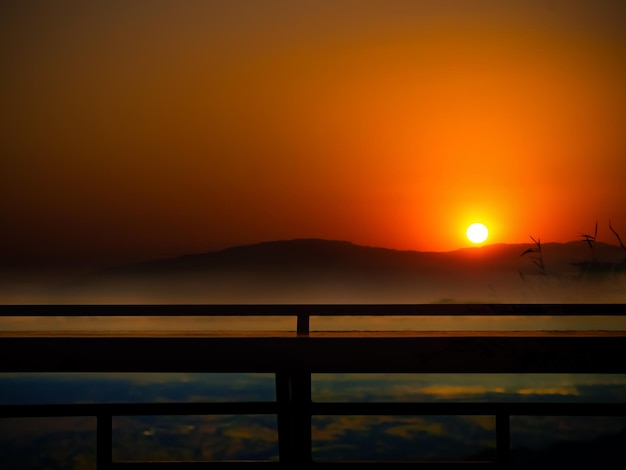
[1,304,626,468]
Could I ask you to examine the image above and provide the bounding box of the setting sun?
[466,223,489,244]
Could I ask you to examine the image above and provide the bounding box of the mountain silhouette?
[60,238,625,304]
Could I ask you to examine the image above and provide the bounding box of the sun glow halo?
[466,223,489,244]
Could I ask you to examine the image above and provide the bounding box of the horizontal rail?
[2,303,626,467]
[108,463,496,468]
[109,463,283,468]
[1,303,626,316]
[2,401,625,419]
[2,335,626,373]
[3,399,625,468]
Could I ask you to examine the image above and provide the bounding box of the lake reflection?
[2,314,626,332]
[1,372,626,468]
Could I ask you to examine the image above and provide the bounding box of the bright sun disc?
[466,223,488,243]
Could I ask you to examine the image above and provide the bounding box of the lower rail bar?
[3,399,625,468]
[2,302,625,467]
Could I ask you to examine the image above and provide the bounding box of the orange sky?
[1,1,625,269]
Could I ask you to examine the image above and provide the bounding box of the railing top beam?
[1,303,625,316]
[3,335,626,373]
[2,401,625,418]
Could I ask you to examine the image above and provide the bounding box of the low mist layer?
[1,239,624,305]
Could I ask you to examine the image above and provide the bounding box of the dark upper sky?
[2,1,625,270]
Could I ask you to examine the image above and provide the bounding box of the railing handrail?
[1,303,625,317]
[2,303,626,468]
[2,401,625,418]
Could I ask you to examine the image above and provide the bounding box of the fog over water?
[1,240,625,333]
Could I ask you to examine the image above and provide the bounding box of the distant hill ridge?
[97,238,435,277]
[63,238,625,303]
[97,237,624,277]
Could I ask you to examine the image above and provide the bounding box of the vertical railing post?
[297,313,310,336]
[291,371,312,463]
[275,371,312,464]
[276,372,295,462]
[496,413,511,469]
[96,413,113,470]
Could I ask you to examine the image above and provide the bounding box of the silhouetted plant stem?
[609,220,625,251]
[580,220,598,263]
[521,235,546,276]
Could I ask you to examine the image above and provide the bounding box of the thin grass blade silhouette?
[522,235,546,275]
[581,221,597,251]
[521,248,538,256]
[609,220,625,251]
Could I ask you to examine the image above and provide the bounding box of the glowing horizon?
[1,1,625,270]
